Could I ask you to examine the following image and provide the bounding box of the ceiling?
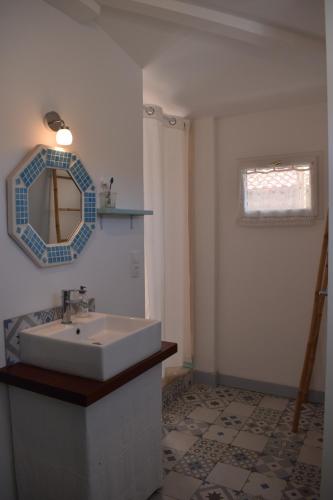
[177,0,325,37]
[45,0,327,118]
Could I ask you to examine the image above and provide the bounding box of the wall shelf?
[97,208,153,229]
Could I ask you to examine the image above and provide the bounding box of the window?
[239,154,319,225]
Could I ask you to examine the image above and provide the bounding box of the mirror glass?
[29,168,82,244]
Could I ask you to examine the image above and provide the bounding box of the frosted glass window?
[239,156,319,225]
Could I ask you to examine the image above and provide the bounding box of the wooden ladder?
[292,215,328,433]
[52,170,81,243]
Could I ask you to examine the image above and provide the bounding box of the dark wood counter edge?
[0,341,177,407]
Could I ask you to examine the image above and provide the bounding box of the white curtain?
[143,105,192,369]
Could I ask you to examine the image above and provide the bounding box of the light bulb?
[56,127,73,146]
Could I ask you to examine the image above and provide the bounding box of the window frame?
[238,153,320,226]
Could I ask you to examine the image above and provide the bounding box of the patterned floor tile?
[304,431,323,449]
[203,425,238,444]
[276,420,309,434]
[269,429,305,446]
[174,451,217,480]
[219,444,260,470]
[278,408,311,433]
[162,431,199,452]
[308,418,324,433]
[223,402,255,418]
[148,488,175,500]
[191,481,239,500]
[263,431,304,461]
[163,411,187,426]
[161,385,323,500]
[165,399,200,415]
[241,420,278,437]
[163,471,202,500]
[163,424,174,437]
[201,397,229,411]
[286,401,316,418]
[188,407,221,423]
[207,462,251,492]
[215,414,248,430]
[164,468,171,478]
[238,493,265,500]
[298,445,322,467]
[177,418,211,437]
[283,481,320,499]
[187,384,214,396]
[182,393,207,405]
[243,472,286,500]
[253,455,295,481]
[313,405,324,421]
[190,438,228,461]
[163,401,201,425]
[163,447,185,470]
[234,390,264,406]
[289,463,321,490]
[211,386,240,402]
[259,397,288,412]
[247,408,282,424]
[233,432,269,453]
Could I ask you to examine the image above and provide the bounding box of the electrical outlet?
[130,251,140,278]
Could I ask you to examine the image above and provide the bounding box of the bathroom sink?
[19,312,161,381]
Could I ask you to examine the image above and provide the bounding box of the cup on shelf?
[100,192,117,209]
[109,192,117,208]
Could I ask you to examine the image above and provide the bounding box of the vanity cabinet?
[1,342,176,500]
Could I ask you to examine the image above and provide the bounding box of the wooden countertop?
[0,341,177,407]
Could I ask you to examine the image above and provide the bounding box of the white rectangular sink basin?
[19,312,161,381]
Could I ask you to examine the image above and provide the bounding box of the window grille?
[239,155,319,225]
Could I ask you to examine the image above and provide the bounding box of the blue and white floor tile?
[191,481,239,500]
[176,418,211,437]
[173,452,217,480]
[242,472,286,500]
[219,444,260,470]
[157,383,324,500]
[163,447,186,470]
[234,390,264,407]
[215,413,249,430]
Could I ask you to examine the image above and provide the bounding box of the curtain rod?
[143,104,189,130]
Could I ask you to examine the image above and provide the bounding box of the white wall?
[217,104,328,391]
[192,103,328,392]
[0,1,144,498]
[191,118,217,376]
[322,0,333,497]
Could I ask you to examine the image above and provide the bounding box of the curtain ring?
[146,106,155,116]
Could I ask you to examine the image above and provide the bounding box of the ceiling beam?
[43,0,101,24]
[101,0,324,49]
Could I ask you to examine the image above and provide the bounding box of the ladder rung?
[59,208,81,212]
[56,175,72,180]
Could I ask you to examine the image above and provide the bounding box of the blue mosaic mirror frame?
[7,145,96,267]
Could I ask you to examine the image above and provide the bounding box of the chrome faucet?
[61,289,82,324]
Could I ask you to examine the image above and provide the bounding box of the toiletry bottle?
[78,285,89,317]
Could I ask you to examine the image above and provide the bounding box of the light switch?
[130,251,140,278]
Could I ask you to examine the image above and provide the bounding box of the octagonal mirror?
[7,145,96,267]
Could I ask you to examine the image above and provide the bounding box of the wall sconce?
[44,111,73,146]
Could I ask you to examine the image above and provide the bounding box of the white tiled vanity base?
[10,365,162,500]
